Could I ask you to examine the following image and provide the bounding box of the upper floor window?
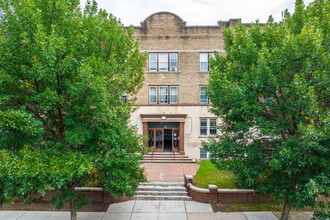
[200,53,215,71]
[149,53,178,72]
[149,86,178,104]
[200,86,211,104]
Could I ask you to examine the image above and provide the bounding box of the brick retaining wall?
[184,175,275,204]
[32,187,130,204]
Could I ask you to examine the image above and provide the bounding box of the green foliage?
[0,109,44,150]
[0,147,92,206]
[0,0,147,215]
[193,160,240,189]
[204,0,329,218]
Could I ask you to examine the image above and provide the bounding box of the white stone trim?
[187,183,210,193]
[141,50,225,53]
[218,189,255,193]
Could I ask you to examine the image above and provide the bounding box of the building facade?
[130,12,244,159]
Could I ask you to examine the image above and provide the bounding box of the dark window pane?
[156,130,163,149]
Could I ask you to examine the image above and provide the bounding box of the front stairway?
[140,152,196,163]
[134,182,192,200]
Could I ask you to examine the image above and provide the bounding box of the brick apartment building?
[130,12,251,159]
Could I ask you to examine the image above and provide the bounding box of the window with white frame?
[200,86,211,104]
[200,149,210,159]
[159,86,168,104]
[200,118,217,136]
[149,86,178,104]
[149,53,178,71]
[170,86,178,104]
[200,53,215,71]
[149,86,157,104]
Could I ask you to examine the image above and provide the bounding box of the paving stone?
[141,163,200,182]
[273,212,313,220]
[0,211,27,220]
[45,212,70,220]
[130,213,158,220]
[185,201,213,213]
[215,212,247,220]
[102,213,131,220]
[187,213,216,220]
[159,213,187,220]
[133,200,160,213]
[18,211,52,220]
[77,212,104,220]
[159,201,185,213]
[244,212,278,220]
[107,200,136,213]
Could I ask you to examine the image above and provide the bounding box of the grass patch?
[212,202,322,212]
[193,160,241,189]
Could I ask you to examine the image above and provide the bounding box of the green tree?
[0,0,147,219]
[204,1,329,219]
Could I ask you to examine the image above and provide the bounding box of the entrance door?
[164,129,172,152]
[148,122,180,153]
[172,129,180,153]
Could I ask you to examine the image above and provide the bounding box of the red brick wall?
[218,192,275,203]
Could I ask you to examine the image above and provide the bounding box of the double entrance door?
[148,122,180,153]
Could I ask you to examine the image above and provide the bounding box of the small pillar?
[208,185,218,204]
[184,175,193,185]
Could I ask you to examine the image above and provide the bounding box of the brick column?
[143,122,148,148]
[209,185,218,204]
[179,122,185,155]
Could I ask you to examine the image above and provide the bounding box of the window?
[159,86,168,104]
[200,118,217,136]
[200,149,209,159]
[149,86,157,104]
[170,53,178,71]
[170,86,178,104]
[149,54,157,71]
[149,86,178,104]
[263,96,273,103]
[200,53,215,71]
[159,54,168,71]
[200,86,211,104]
[149,53,178,71]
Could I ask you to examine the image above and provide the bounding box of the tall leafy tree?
[204,0,329,219]
[0,0,146,219]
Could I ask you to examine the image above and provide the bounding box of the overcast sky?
[80,0,314,26]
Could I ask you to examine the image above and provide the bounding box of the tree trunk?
[70,196,77,220]
[280,200,291,220]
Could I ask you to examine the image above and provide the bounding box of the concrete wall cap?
[185,175,194,180]
[218,189,255,193]
[208,185,218,190]
[75,187,104,192]
[188,183,210,193]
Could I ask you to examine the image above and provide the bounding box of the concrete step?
[142,157,193,160]
[146,152,180,155]
[143,155,190,158]
[139,182,184,187]
[136,191,188,196]
[137,186,186,191]
[140,159,195,163]
[134,195,192,201]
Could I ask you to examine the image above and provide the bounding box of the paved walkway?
[141,163,200,182]
[0,200,314,220]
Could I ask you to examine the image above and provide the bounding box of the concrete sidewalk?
[0,200,314,220]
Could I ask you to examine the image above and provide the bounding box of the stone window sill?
[146,71,181,74]
[199,135,216,138]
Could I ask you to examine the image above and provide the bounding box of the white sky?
[80,0,314,26]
